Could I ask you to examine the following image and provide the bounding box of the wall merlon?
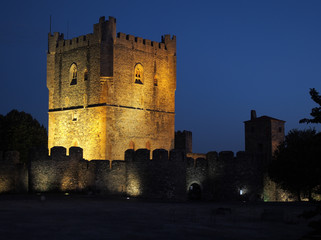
[125,149,135,162]
[159,42,165,49]
[206,151,218,161]
[69,147,83,160]
[134,149,150,161]
[144,39,151,45]
[117,32,126,39]
[236,151,247,158]
[127,34,135,41]
[135,37,143,44]
[50,146,67,159]
[152,149,168,161]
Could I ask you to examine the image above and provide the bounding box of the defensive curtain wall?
[0,147,279,201]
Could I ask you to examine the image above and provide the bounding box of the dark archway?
[188,183,202,200]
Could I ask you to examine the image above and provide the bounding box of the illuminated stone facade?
[47,16,176,160]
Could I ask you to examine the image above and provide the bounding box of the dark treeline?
[0,110,47,163]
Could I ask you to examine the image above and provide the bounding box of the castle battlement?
[0,146,272,201]
[116,32,176,54]
[35,146,185,165]
[48,16,176,56]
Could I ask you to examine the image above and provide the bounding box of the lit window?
[70,63,77,85]
[134,63,143,84]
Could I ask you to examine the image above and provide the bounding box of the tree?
[0,110,47,163]
[300,88,321,124]
[268,129,321,201]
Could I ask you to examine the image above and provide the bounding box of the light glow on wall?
[126,177,141,197]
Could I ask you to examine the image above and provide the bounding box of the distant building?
[244,110,285,164]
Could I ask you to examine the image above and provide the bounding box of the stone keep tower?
[47,16,176,160]
[244,110,285,164]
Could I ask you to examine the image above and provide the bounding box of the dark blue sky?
[1,0,321,153]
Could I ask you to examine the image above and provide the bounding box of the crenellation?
[236,151,246,158]
[126,34,135,41]
[125,149,135,162]
[135,36,143,44]
[69,147,83,160]
[134,149,150,161]
[50,146,67,159]
[0,142,291,201]
[115,32,171,52]
[152,149,168,161]
[159,42,165,50]
[143,39,151,46]
[117,32,126,39]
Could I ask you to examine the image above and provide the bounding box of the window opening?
[134,64,143,84]
[70,63,78,85]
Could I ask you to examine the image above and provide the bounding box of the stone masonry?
[47,16,176,161]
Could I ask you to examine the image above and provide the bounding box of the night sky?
[1,0,321,154]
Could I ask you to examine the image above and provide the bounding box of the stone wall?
[28,147,186,200]
[0,147,282,201]
[186,151,265,201]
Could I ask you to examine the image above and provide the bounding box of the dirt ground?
[0,194,318,240]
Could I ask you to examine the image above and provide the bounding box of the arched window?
[134,63,143,84]
[84,69,88,81]
[70,63,77,85]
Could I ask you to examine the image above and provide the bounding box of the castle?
[47,16,176,160]
[0,17,288,201]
